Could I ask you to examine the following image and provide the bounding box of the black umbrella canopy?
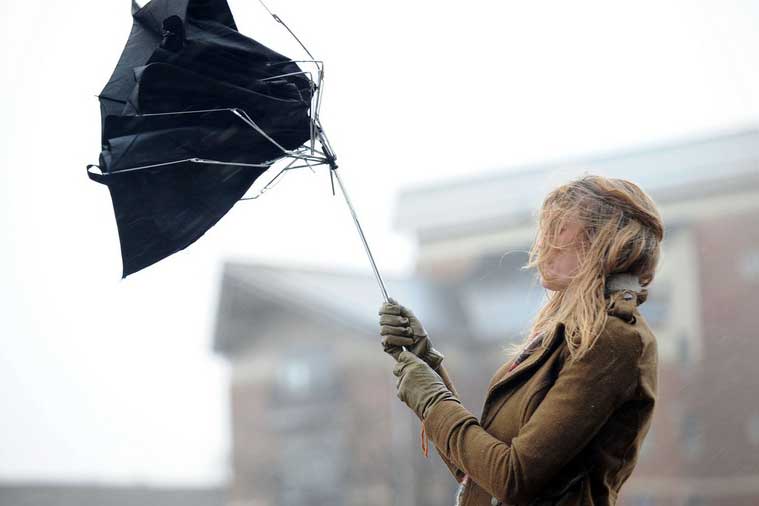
[91,0,313,277]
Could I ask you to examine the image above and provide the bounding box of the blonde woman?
[379,175,663,506]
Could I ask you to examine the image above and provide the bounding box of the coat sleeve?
[422,320,642,504]
[430,363,467,483]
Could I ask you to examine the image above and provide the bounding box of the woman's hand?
[393,351,460,420]
[378,297,445,370]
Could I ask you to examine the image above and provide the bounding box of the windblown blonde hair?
[506,174,664,364]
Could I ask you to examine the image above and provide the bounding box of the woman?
[378,175,663,506]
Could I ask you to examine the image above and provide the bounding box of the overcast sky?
[1,0,758,487]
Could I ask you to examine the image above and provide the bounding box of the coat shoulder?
[559,307,643,369]
[602,288,646,356]
[600,314,644,359]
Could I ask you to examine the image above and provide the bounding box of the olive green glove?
[378,297,445,370]
[393,350,461,420]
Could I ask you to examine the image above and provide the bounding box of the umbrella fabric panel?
[150,17,312,96]
[104,161,266,277]
[127,62,308,115]
[101,110,307,173]
[100,3,310,122]
[125,62,310,136]
[131,0,238,34]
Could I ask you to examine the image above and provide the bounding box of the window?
[280,359,311,395]
[637,281,671,328]
[639,425,654,459]
[746,411,759,445]
[270,344,339,404]
[460,252,546,342]
[461,281,545,341]
[685,495,706,506]
[681,412,703,459]
[740,249,759,281]
[641,227,703,365]
[277,428,344,504]
[631,495,655,506]
[676,333,689,365]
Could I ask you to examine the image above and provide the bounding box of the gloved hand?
[393,351,461,420]
[378,297,445,370]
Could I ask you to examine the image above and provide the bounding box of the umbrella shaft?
[332,169,389,303]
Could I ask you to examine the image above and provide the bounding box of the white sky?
[0,0,757,487]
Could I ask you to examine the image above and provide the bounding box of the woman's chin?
[540,276,561,291]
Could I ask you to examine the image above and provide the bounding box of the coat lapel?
[485,323,564,402]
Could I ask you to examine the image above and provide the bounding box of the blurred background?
[1,1,758,505]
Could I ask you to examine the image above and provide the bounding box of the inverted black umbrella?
[89,0,389,303]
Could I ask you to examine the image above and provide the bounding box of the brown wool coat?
[423,287,658,506]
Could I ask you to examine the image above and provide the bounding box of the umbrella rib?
[239,158,297,200]
[259,71,313,82]
[132,107,327,162]
[138,107,247,117]
[229,109,289,153]
[238,157,333,201]
[93,158,271,177]
[230,109,329,164]
[191,158,272,168]
[256,0,316,61]
[291,146,326,157]
[314,69,324,120]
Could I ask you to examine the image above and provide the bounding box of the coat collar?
[485,321,565,402]
[605,272,647,322]
[605,272,647,305]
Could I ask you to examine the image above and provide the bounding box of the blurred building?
[0,482,225,506]
[213,127,759,506]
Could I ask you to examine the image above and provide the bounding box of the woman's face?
[538,218,585,291]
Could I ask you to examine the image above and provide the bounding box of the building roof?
[0,482,225,506]
[213,261,471,357]
[393,126,759,241]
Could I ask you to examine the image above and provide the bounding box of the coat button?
[491,497,501,506]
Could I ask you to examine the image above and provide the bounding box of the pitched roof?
[213,261,471,356]
[393,126,759,238]
[0,482,224,506]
